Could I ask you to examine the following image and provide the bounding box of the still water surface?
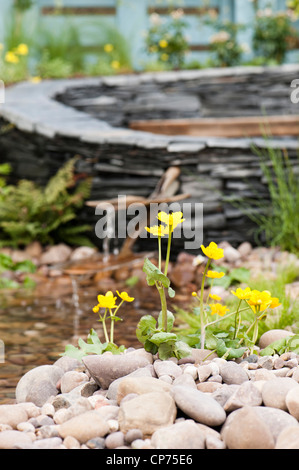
[0,278,163,404]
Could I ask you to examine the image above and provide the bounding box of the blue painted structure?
[0,0,298,69]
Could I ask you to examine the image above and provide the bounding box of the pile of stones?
[1,330,299,450]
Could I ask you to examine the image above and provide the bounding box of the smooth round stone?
[259,330,295,349]
[262,377,299,410]
[172,385,226,427]
[105,431,125,449]
[0,430,33,449]
[15,365,64,406]
[0,404,28,429]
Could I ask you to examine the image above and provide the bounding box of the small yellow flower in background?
[104,43,114,53]
[97,291,117,309]
[145,224,169,237]
[5,51,19,64]
[111,60,120,70]
[92,305,100,313]
[15,43,29,55]
[231,287,252,300]
[206,270,225,279]
[192,291,198,297]
[210,303,229,317]
[161,53,169,61]
[209,293,222,301]
[201,241,224,260]
[159,39,168,48]
[157,211,185,231]
[116,291,135,302]
[30,76,42,84]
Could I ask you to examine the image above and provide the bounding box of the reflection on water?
[0,280,162,404]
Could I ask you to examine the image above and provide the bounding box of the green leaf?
[0,253,14,271]
[61,344,86,361]
[158,310,174,332]
[14,260,36,273]
[230,267,250,284]
[168,286,175,298]
[150,332,177,346]
[173,340,193,359]
[260,337,288,357]
[136,315,157,335]
[143,258,170,288]
[287,335,299,353]
[157,342,174,360]
[144,339,158,355]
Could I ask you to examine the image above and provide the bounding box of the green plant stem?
[110,308,115,344]
[164,228,172,276]
[199,259,211,349]
[109,300,124,344]
[233,300,242,339]
[100,309,109,343]
[158,235,162,272]
[204,306,251,333]
[157,283,168,332]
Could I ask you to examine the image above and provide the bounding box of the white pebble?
[107,419,119,432]
[41,403,55,417]
[17,422,35,433]
[183,365,198,380]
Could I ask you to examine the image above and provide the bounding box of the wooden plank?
[41,6,116,15]
[148,7,219,16]
[129,115,299,138]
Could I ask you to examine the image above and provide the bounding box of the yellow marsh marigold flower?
[145,224,169,237]
[210,303,229,317]
[206,270,225,279]
[15,43,29,55]
[5,51,19,63]
[231,287,252,300]
[116,291,134,302]
[104,43,114,53]
[97,291,117,309]
[201,242,224,260]
[111,60,120,69]
[192,291,198,297]
[209,293,222,301]
[159,39,168,48]
[157,211,185,231]
[247,289,273,313]
[30,76,42,84]
[269,297,281,308]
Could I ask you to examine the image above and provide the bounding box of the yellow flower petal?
[5,51,19,64]
[97,291,117,309]
[201,242,224,260]
[209,293,222,301]
[116,290,135,302]
[159,39,168,48]
[231,287,252,300]
[210,303,229,316]
[104,43,114,53]
[206,270,225,279]
[145,224,169,237]
[15,43,28,55]
[157,211,185,231]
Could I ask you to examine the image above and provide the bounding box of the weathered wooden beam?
[147,7,219,16]
[130,115,299,138]
[41,7,116,15]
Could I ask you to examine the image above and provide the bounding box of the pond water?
[0,276,165,404]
